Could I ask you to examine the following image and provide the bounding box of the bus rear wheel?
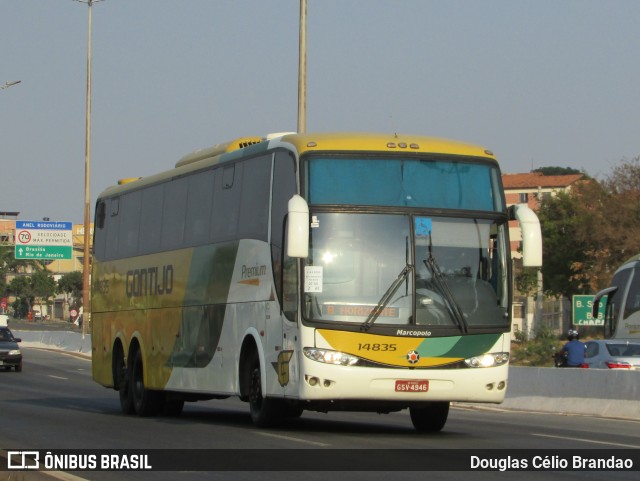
[409,402,449,432]
[116,349,134,415]
[131,349,161,417]
[248,355,284,428]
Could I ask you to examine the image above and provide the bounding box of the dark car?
[0,326,22,372]
[584,339,640,370]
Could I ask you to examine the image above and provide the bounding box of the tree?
[58,271,83,309]
[533,166,583,176]
[537,156,640,298]
[537,189,594,298]
[32,270,56,317]
[0,246,35,295]
[9,275,34,318]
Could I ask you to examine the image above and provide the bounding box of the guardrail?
[14,330,640,420]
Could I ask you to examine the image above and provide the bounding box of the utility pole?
[74,0,103,336]
[297,0,307,134]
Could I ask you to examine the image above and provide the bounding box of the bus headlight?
[303,348,359,366]
[464,352,509,368]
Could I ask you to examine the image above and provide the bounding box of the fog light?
[497,381,506,390]
[308,376,319,386]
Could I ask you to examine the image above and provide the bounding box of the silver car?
[584,339,640,370]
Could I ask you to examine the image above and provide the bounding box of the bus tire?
[409,402,449,432]
[131,349,160,417]
[248,355,284,428]
[161,394,185,417]
[115,348,135,415]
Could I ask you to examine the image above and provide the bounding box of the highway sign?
[14,220,73,260]
[572,294,606,326]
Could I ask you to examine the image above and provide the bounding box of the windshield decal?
[304,266,323,293]
[415,217,432,237]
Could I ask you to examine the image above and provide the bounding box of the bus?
[593,254,640,340]
[91,132,542,431]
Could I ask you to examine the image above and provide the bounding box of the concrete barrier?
[495,366,640,420]
[14,330,640,420]
[15,329,92,357]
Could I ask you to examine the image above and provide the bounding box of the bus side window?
[185,170,214,246]
[105,197,120,260]
[160,177,188,250]
[212,164,241,242]
[140,184,163,255]
[94,200,107,261]
[238,155,270,241]
[119,190,142,258]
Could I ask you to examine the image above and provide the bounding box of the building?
[503,172,584,256]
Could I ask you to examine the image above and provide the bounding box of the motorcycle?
[552,348,568,367]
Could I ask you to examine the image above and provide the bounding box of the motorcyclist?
[559,329,586,367]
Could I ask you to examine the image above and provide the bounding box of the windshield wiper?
[361,264,413,332]
[423,249,468,334]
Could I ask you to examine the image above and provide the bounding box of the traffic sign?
[572,294,607,326]
[14,220,74,260]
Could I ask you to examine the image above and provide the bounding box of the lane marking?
[533,433,640,449]
[48,375,69,380]
[256,432,330,447]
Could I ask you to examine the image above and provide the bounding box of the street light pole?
[75,0,103,336]
[297,0,307,134]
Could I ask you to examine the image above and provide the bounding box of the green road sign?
[14,245,73,260]
[14,220,73,260]
[572,294,606,326]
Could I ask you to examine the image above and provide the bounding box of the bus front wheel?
[409,402,449,432]
[248,355,284,428]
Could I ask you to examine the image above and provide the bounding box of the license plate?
[395,380,429,392]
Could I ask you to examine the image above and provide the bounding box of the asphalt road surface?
[1,346,638,481]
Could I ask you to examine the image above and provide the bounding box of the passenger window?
[160,177,188,250]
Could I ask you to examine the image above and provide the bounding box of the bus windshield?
[303,213,509,331]
[306,155,504,211]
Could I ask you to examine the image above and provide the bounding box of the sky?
[2,0,640,224]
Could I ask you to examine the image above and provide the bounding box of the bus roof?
[97,132,497,199]
[276,132,496,159]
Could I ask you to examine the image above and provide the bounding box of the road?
[0,347,638,481]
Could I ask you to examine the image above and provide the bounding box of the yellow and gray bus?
[91,132,542,431]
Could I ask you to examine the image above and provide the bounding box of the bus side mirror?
[287,195,309,258]
[509,204,542,268]
[592,286,617,318]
